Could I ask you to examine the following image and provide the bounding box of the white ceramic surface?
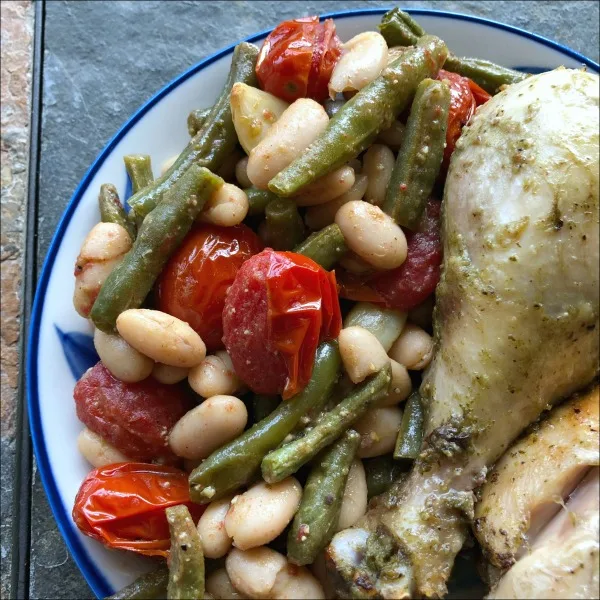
[28,8,599,598]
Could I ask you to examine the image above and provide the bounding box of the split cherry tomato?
[256,16,342,102]
[156,224,262,351]
[223,249,342,398]
[72,462,204,557]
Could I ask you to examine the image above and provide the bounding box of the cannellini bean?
[247,99,329,190]
[73,222,132,318]
[225,478,302,550]
[226,547,287,599]
[169,395,248,459]
[377,120,405,151]
[77,428,130,468]
[206,568,247,599]
[379,359,412,407]
[354,406,403,458]
[335,200,407,270]
[336,459,368,531]
[362,144,395,207]
[292,166,355,207]
[338,251,374,276]
[328,32,388,98]
[93,329,153,383]
[271,564,325,599]
[201,182,249,227]
[304,174,368,231]
[197,495,234,558]
[151,363,189,384]
[338,326,390,384]
[161,154,178,175]
[188,351,241,397]
[389,323,434,370]
[235,156,253,188]
[116,309,206,368]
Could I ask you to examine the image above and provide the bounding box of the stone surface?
[27,1,599,598]
[1,1,33,598]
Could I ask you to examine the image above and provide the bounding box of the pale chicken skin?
[475,386,599,569]
[327,67,599,599]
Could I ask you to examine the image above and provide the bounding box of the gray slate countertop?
[31,1,598,598]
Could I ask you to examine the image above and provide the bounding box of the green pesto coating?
[378,7,424,46]
[294,224,348,270]
[394,391,424,460]
[124,155,154,194]
[262,364,392,483]
[252,394,280,423]
[364,455,407,500]
[261,198,305,250]
[268,36,448,197]
[245,187,280,216]
[127,43,258,218]
[384,79,450,230]
[166,505,204,600]
[90,166,223,332]
[98,183,136,241]
[187,107,211,137]
[287,429,361,565]
[189,341,342,504]
[105,568,169,599]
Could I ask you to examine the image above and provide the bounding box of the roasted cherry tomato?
[156,224,262,351]
[72,462,204,557]
[256,16,341,102]
[437,70,491,167]
[223,249,341,398]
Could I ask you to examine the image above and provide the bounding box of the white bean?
[116,309,206,368]
[225,478,302,550]
[304,174,368,231]
[152,363,189,384]
[77,428,130,468]
[338,326,390,384]
[379,359,412,407]
[292,166,355,207]
[161,154,178,175]
[389,323,434,370]
[226,547,287,599]
[235,156,253,188]
[93,329,153,383]
[271,564,325,600]
[188,352,241,398]
[377,120,405,150]
[206,568,246,600]
[335,200,407,270]
[169,395,248,459]
[197,496,234,559]
[338,251,374,276]
[362,144,395,207]
[201,183,249,227]
[247,99,329,190]
[354,406,403,458]
[328,32,388,98]
[336,460,368,531]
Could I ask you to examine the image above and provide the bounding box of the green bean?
[127,43,258,219]
[105,568,169,599]
[378,7,423,46]
[287,429,361,565]
[98,183,136,241]
[252,394,280,423]
[245,186,279,216]
[443,55,528,94]
[344,302,407,352]
[166,505,204,600]
[90,166,222,332]
[189,341,342,503]
[260,198,305,250]
[124,155,154,194]
[187,107,211,137]
[394,391,424,460]
[383,79,450,230]
[268,36,448,197]
[294,224,348,270]
[262,364,392,483]
[364,455,407,500]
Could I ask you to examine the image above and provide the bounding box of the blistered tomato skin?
[74,362,192,463]
[223,249,341,398]
[156,224,262,351]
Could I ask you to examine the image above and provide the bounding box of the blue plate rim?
[26,6,599,598]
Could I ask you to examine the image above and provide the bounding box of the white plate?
[27,7,599,598]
